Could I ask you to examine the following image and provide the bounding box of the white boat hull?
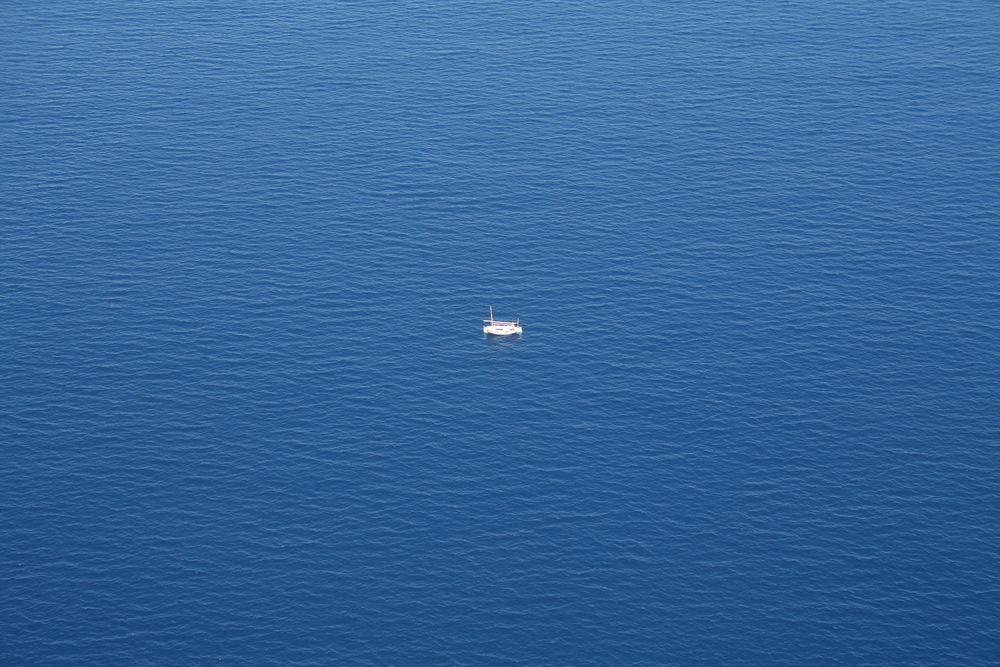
[483,324,522,335]
[483,306,521,335]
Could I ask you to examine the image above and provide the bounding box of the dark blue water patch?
[3,0,1000,664]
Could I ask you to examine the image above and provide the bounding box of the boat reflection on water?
[483,330,524,350]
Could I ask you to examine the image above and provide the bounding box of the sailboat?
[483,305,522,335]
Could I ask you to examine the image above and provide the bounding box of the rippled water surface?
[3,1,1000,664]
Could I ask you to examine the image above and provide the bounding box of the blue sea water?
[3,0,1000,664]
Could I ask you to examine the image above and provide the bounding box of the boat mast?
[490,304,494,322]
